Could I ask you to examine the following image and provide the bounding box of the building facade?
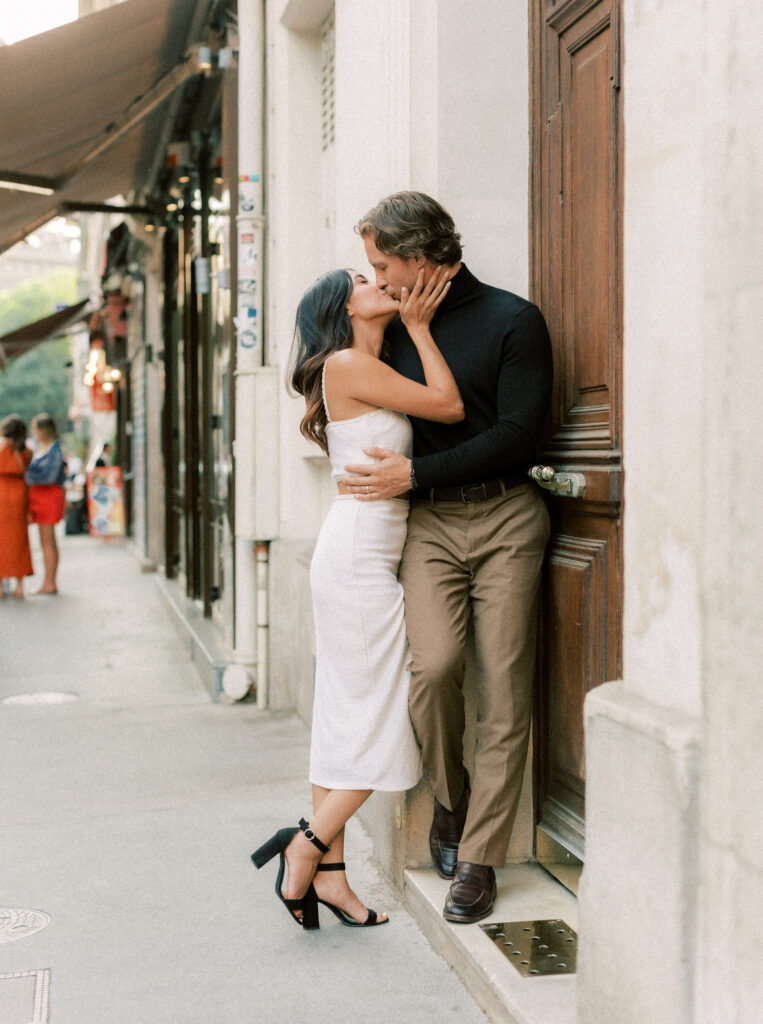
[2,1,758,1021]
[255,4,762,1022]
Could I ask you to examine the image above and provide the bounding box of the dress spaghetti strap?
[321,359,332,423]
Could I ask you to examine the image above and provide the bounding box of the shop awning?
[0,299,91,370]
[0,0,207,254]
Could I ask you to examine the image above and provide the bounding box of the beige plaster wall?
[264,0,534,873]
[694,2,763,1020]
[580,2,763,1022]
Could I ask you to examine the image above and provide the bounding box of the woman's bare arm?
[329,267,464,423]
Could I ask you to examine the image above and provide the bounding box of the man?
[95,443,112,468]
[344,191,552,923]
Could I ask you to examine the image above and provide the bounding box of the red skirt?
[28,484,65,525]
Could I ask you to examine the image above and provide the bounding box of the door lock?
[528,465,586,498]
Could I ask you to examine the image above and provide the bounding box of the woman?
[26,413,66,595]
[0,415,34,598]
[252,265,463,929]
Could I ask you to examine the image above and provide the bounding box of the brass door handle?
[528,465,586,498]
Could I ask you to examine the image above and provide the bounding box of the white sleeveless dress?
[309,376,422,791]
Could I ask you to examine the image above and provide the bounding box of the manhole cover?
[481,919,577,976]
[0,909,52,943]
[2,692,78,705]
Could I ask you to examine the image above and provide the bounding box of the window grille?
[320,11,335,151]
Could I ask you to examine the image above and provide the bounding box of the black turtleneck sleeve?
[387,265,552,490]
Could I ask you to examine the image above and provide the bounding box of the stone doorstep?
[404,863,578,1024]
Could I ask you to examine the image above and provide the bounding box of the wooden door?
[530,0,623,890]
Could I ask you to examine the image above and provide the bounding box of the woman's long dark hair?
[289,269,354,454]
[0,414,27,451]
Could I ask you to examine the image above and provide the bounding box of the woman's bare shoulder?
[327,349,377,368]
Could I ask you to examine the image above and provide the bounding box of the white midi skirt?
[309,496,422,791]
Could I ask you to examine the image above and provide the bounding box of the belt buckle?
[460,482,487,503]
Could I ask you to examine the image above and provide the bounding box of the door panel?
[163,223,184,581]
[530,0,623,887]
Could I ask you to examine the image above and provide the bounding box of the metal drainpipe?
[222,0,269,704]
[255,542,269,708]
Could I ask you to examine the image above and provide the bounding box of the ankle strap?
[315,861,345,871]
[299,818,330,854]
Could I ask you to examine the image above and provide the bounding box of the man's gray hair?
[356,191,463,265]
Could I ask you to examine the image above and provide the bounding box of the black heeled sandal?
[313,862,389,927]
[251,818,330,930]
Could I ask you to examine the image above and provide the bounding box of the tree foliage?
[0,268,79,434]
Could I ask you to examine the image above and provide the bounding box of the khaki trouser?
[400,483,550,866]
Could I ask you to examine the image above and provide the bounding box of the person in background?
[95,442,112,467]
[27,413,66,596]
[0,414,34,598]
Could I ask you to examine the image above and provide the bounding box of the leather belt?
[418,473,526,504]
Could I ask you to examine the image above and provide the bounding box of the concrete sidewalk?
[0,534,485,1023]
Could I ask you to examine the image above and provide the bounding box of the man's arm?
[344,305,552,499]
[413,304,552,487]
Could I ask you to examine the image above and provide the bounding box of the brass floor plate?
[480,919,577,976]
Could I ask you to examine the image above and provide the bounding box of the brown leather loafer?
[429,774,470,879]
[443,862,496,924]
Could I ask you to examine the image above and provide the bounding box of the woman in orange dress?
[0,414,34,599]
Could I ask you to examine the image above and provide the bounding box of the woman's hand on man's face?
[398,265,450,334]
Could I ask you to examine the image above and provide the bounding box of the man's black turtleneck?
[386,264,553,490]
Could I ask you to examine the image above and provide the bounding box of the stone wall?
[578,3,763,1021]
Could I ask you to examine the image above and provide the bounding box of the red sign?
[91,380,116,412]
